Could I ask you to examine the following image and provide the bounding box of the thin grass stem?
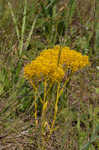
[19,0,27,56]
[8,2,20,41]
[25,15,38,50]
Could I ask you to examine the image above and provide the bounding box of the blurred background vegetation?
[0,0,99,149]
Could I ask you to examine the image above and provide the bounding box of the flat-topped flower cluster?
[24,45,90,82]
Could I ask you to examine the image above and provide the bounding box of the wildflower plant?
[24,45,90,82]
[24,45,90,140]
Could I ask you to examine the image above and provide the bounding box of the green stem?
[19,0,27,56]
[50,82,60,135]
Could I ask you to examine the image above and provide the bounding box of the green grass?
[0,0,99,149]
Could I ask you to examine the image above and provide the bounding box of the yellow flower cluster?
[24,45,90,82]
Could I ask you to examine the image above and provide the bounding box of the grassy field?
[0,0,99,149]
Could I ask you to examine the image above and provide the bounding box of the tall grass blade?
[25,15,38,50]
[19,0,27,56]
[8,2,20,41]
[68,0,76,20]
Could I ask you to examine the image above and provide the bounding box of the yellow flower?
[24,45,90,83]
